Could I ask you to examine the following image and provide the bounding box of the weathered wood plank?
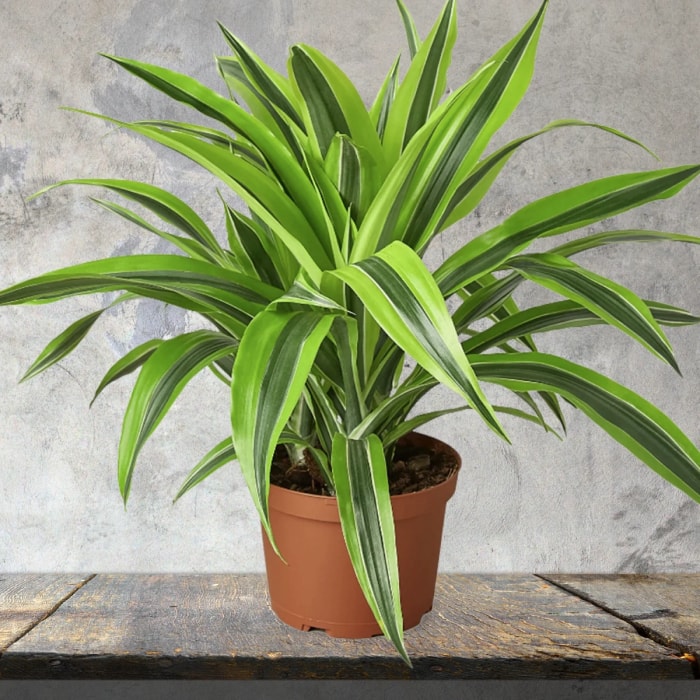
[0,574,692,679]
[0,574,94,652]
[541,574,700,662]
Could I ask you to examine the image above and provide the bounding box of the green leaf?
[436,164,700,295]
[464,299,698,356]
[381,406,466,445]
[331,432,409,664]
[395,0,422,59]
[470,353,700,504]
[383,0,457,162]
[90,198,217,262]
[0,255,278,333]
[34,178,224,257]
[101,55,330,241]
[370,56,400,142]
[439,119,657,232]
[355,1,548,261]
[119,330,237,502]
[508,253,678,370]
[230,310,334,545]
[91,339,163,406]
[289,44,385,165]
[174,437,237,502]
[135,119,267,164]
[223,203,285,288]
[217,22,303,129]
[332,241,507,440]
[549,228,700,258]
[21,308,105,382]
[324,134,381,223]
[215,56,307,165]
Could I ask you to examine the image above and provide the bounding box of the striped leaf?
[464,300,698,356]
[91,339,163,406]
[21,308,105,382]
[223,204,284,288]
[439,119,657,232]
[289,44,384,164]
[230,310,334,543]
[135,119,267,164]
[332,241,507,440]
[216,56,307,164]
[331,432,408,664]
[395,0,422,59]
[0,255,278,315]
[102,55,329,239]
[34,178,224,257]
[90,198,216,263]
[509,253,678,370]
[436,164,700,295]
[370,56,400,142]
[470,353,700,504]
[324,134,381,222]
[119,331,238,502]
[549,229,700,258]
[217,23,303,130]
[383,0,456,162]
[174,437,237,502]
[354,1,548,261]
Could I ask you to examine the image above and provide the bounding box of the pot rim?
[268,431,461,522]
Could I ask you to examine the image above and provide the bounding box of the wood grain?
[541,574,700,661]
[0,574,93,652]
[0,574,693,679]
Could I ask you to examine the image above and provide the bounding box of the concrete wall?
[1,0,698,573]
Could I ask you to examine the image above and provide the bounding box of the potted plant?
[1,0,699,664]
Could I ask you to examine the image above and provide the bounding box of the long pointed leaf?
[21,308,105,382]
[471,353,700,504]
[509,253,678,370]
[289,44,385,165]
[436,164,700,295]
[332,241,507,440]
[332,432,408,664]
[174,437,237,501]
[383,0,456,162]
[91,339,163,406]
[119,331,237,501]
[230,310,334,545]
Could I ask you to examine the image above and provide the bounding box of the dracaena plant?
[1,0,700,662]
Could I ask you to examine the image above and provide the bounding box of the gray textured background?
[1,0,698,573]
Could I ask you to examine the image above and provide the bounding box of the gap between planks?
[0,574,97,654]
[536,574,699,680]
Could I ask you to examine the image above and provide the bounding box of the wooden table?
[0,574,697,680]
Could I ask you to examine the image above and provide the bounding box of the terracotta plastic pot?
[261,432,460,638]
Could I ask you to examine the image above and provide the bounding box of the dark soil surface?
[269,439,458,497]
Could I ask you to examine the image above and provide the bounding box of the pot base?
[262,432,460,640]
[270,601,432,638]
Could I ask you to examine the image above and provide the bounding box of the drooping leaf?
[439,119,657,231]
[436,164,700,295]
[21,308,105,382]
[508,253,678,370]
[230,310,334,545]
[91,338,163,406]
[471,353,700,504]
[331,432,409,664]
[174,437,237,501]
[332,241,507,440]
[119,330,238,502]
